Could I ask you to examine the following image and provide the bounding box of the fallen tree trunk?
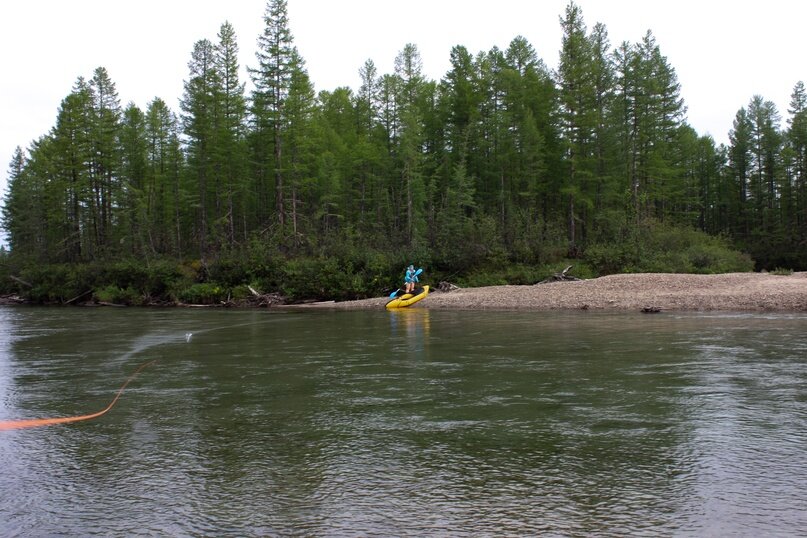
[9,275,33,288]
[438,281,460,292]
[537,265,581,284]
[246,286,286,307]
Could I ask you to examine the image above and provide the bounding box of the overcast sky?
[1,0,806,207]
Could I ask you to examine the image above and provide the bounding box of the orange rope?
[0,360,156,432]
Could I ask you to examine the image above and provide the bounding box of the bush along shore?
[0,224,763,308]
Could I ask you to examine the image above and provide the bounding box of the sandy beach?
[298,272,807,312]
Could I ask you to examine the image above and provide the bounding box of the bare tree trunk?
[274,122,284,227]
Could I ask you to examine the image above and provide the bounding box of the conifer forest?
[2,1,806,303]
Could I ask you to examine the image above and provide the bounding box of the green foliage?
[230,284,254,301]
[207,257,251,288]
[19,264,95,303]
[7,1,793,300]
[0,258,15,295]
[93,285,143,306]
[278,257,363,301]
[457,261,596,288]
[177,283,227,305]
[583,222,754,275]
[7,260,191,304]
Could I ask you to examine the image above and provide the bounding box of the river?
[1,307,805,536]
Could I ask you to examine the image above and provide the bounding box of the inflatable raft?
[385,285,430,309]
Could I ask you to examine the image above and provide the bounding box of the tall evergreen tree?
[181,38,219,260]
[1,147,31,255]
[119,103,148,256]
[145,98,186,257]
[354,59,389,239]
[728,107,753,241]
[394,43,427,246]
[557,1,595,252]
[747,96,782,235]
[587,22,619,224]
[214,21,248,246]
[613,31,685,225]
[283,50,317,244]
[250,0,296,229]
[88,67,122,253]
[51,79,95,260]
[787,82,807,236]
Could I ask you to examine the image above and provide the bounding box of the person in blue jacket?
[404,264,419,294]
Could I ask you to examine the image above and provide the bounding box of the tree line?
[3,1,807,298]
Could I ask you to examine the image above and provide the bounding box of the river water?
[0,307,805,536]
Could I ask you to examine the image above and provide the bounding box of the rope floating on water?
[0,360,156,432]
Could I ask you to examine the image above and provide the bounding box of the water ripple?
[1,309,806,535]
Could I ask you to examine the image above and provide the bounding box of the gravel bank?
[295,272,807,312]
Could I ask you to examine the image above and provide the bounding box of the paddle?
[389,268,423,297]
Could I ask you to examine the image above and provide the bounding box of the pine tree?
[747,96,782,232]
[728,107,753,241]
[787,82,807,236]
[354,59,387,238]
[557,1,597,251]
[283,50,317,244]
[394,43,427,246]
[250,0,296,229]
[587,22,619,223]
[51,79,95,261]
[181,38,219,260]
[10,137,62,262]
[1,147,31,254]
[441,46,479,158]
[145,98,186,257]
[613,32,685,225]
[357,59,379,136]
[214,21,248,246]
[89,67,122,253]
[119,103,148,256]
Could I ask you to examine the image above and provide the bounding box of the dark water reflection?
[1,307,806,536]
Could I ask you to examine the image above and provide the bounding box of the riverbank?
[4,272,806,312]
[295,272,807,312]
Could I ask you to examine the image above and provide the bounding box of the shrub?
[93,285,142,305]
[583,243,639,275]
[207,257,250,288]
[177,283,227,305]
[280,257,345,301]
[583,222,753,275]
[20,264,95,303]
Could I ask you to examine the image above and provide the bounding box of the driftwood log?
[438,281,460,292]
[248,286,286,307]
[537,265,581,284]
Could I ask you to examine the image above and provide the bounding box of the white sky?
[1,0,805,209]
